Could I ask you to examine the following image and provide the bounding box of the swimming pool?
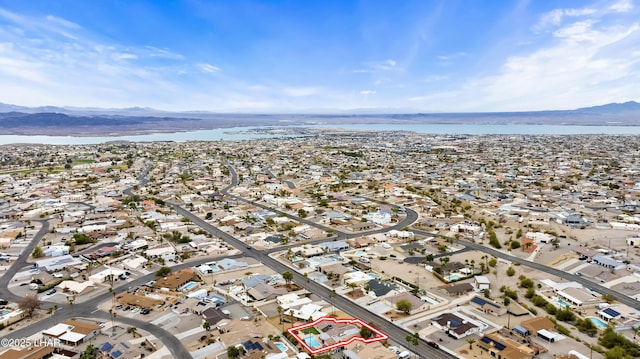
[0,309,9,316]
[421,296,438,305]
[588,317,608,329]
[445,273,464,281]
[356,251,366,257]
[209,265,219,272]
[182,281,197,291]
[304,336,322,349]
[557,299,570,308]
[209,295,225,303]
[368,273,381,279]
[274,342,287,352]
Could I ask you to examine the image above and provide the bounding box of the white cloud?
[552,20,600,42]
[533,7,597,32]
[354,59,401,73]
[45,15,81,29]
[283,87,319,97]
[437,52,467,61]
[360,90,376,95]
[144,46,184,59]
[424,75,448,82]
[198,63,220,73]
[114,53,138,60]
[465,20,640,110]
[611,0,634,12]
[409,11,640,112]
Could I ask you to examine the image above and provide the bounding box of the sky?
[0,0,638,113]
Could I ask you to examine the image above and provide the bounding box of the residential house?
[477,333,534,359]
[385,292,430,315]
[35,255,83,272]
[557,287,599,307]
[591,255,626,271]
[247,283,287,301]
[430,312,482,339]
[441,282,474,296]
[0,345,54,359]
[202,307,231,327]
[145,246,177,262]
[44,245,70,257]
[598,307,622,323]
[348,237,374,248]
[153,268,199,291]
[347,222,375,232]
[217,258,249,271]
[319,263,353,282]
[366,280,397,298]
[317,241,350,253]
[474,276,491,291]
[30,271,58,287]
[520,317,555,336]
[42,319,101,346]
[469,296,507,316]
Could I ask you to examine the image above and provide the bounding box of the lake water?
[1,123,640,145]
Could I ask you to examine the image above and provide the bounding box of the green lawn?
[301,327,320,335]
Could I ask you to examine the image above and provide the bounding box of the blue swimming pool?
[356,251,366,256]
[368,273,380,279]
[557,299,570,308]
[421,296,438,305]
[182,281,197,291]
[588,317,608,329]
[209,265,219,272]
[210,295,225,303]
[445,273,464,281]
[0,309,9,316]
[304,336,321,349]
[274,342,287,352]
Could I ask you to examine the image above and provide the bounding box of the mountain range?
[0,101,639,136]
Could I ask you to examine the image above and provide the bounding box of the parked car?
[426,340,439,349]
[46,288,56,295]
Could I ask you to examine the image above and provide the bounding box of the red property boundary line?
[286,317,389,354]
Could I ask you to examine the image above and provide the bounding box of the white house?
[89,267,126,284]
[145,246,177,262]
[35,255,82,272]
[474,276,491,291]
[364,211,391,225]
[44,245,70,257]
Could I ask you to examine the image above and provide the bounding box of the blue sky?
[0,0,638,113]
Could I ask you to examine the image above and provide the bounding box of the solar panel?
[603,308,620,317]
[100,342,113,352]
[120,342,130,349]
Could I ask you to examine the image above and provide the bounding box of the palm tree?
[282,271,294,288]
[467,338,476,349]
[277,306,283,332]
[127,326,138,337]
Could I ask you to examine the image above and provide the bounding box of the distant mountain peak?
[575,101,640,113]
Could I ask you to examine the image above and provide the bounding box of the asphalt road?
[0,220,49,303]
[0,163,194,359]
[8,159,629,359]
[2,251,244,357]
[169,202,453,359]
[413,228,640,311]
[225,164,418,241]
[198,163,449,358]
